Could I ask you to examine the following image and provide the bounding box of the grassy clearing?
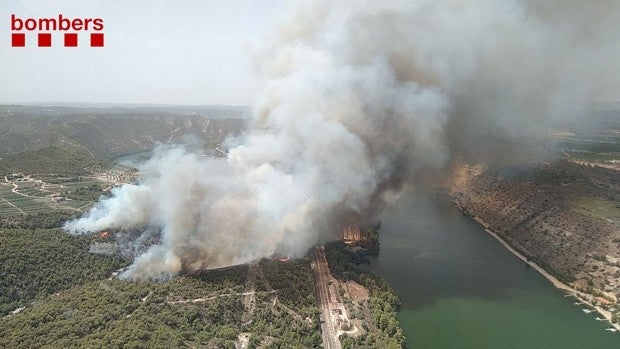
[565,151,620,163]
[16,187,50,197]
[572,197,620,226]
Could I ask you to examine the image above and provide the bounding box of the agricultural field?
[0,178,101,216]
[0,184,51,215]
[0,194,22,215]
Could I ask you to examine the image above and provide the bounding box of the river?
[370,187,620,349]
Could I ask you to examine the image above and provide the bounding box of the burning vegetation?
[64,1,620,281]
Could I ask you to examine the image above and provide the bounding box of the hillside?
[0,224,402,349]
[0,105,248,160]
[1,259,322,348]
[450,160,620,321]
[0,227,126,316]
[0,104,407,348]
[0,146,107,176]
[0,210,322,348]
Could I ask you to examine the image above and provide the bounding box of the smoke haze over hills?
[64,0,620,280]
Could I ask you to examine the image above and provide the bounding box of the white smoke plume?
[64,0,620,280]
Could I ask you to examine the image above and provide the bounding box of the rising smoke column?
[64,0,620,280]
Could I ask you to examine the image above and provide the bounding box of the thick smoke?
[64,0,620,280]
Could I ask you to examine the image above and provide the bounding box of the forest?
[0,259,322,348]
[0,207,403,348]
[0,146,107,176]
[0,208,322,348]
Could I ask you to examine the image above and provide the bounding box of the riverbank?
[453,200,620,332]
[324,242,406,348]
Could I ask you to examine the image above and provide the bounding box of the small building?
[331,308,342,316]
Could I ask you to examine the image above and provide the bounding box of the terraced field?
[0,183,92,215]
[0,195,22,215]
[60,199,92,210]
[0,185,52,214]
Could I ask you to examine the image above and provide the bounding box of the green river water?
[370,188,620,349]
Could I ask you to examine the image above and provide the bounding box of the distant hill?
[0,105,249,160]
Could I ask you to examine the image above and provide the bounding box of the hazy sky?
[0,0,284,105]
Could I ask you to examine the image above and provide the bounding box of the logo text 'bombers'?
[10,14,105,48]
